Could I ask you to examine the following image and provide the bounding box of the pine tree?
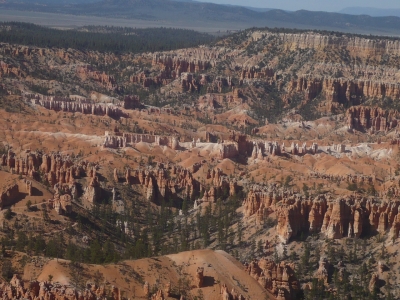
[237,220,243,247]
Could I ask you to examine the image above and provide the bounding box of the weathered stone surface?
[314,258,330,284]
[347,106,399,132]
[124,164,200,203]
[24,92,127,119]
[369,273,379,293]
[243,188,400,243]
[0,183,19,209]
[77,65,118,91]
[0,274,107,299]
[84,176,101,203]
[246,258,299,300]
[25,179,32,196]
[195,267,204,288]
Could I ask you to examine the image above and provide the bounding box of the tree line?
[0,22,214,54]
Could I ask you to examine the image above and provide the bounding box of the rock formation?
[52,193,73,215]
[77,65,118,91]
[0,274,107,299]
[124,163,200,203]
[151,289,165,300]
[25,179,32,196]
[144,282,150,297]
[245,258,299,300]
[123,95,141,109]
[83,176,101,203]
[243,187,400,243]
[103,131,180,150]
[347,106,399,132]
[152,54,211,77]
[369,273,379,293]
[0,183,19,209]
[0,61,24,78]
[314,258,330,284]
[195,267,204,288]
[27,95,124,119]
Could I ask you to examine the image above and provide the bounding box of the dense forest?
[0,22,214,53]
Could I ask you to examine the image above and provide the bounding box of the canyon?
[0,25,399,300]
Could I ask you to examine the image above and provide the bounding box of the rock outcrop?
[83,176,101,203]
[103,131,180,150]
[0,183,19,209]
[0,274,107,299]
[347,106,399,132]
[77,65,118,91]
[0,61,24,78]
[125,163,200,203]
[27,95,124,119]
[251,31,400,57]
[245,259,299,300]
[152,54,211,77]
[243,187,400,243]
[123,95,141,109]
[195,267,204,288]
[314,258,331,284]
[289,76,400,107]
[369,273,379,293]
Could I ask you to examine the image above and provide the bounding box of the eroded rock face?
[125,163,200,203]
[347,106,399,132]
[0,183,19,209]
[144,282,150,297]
[369,273,379,293]
[0,274,107,300]
[123,95,141,109]
[0,61,24,78]
[152,54,211,75]
[196,267,204,288]
[77,65,118,91]
[289,76,400,109]
[103,131,179,150]
[25,180,32,196]
[276,199,310,243]
[244,189,400,243]
[84,176,101,203]
[27,94,124,119]
[245,259,299,300]
[2,150,85,187]
[314,258,330,284]
[151,289,165,300]
[321,198,353,239]
[52,193,73,215]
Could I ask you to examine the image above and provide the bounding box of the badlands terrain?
[0,23,400,299]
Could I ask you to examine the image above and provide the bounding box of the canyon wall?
[77,66,118,91]
[289,76,400,106]
[346,106,400,132]
[243,185,400,243]
[251,31,400,57]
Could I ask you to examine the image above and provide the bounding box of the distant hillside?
[1,0,400,35]
[4,0,98,3]
[340,7,400,18]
